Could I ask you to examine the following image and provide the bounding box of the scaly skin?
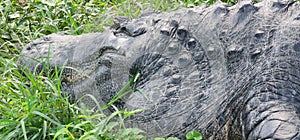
[19,0,300,139]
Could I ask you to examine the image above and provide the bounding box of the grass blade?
[43,121,47,139]
[31,111,62,126]
[20,118,28,140]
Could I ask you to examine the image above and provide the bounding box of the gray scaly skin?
[19,0,300,139]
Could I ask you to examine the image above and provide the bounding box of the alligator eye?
[26,46,31,50]
[187,38,197,50]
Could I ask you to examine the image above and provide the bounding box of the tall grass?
[0,56,147,139]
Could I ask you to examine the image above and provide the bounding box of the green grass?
[0,57,146,139]
[0,0,267,139]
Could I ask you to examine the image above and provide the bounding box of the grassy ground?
[0,0,241,139]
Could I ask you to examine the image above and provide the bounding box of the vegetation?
[2,0,274,139]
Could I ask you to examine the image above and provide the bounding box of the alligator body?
[19,0,300,139]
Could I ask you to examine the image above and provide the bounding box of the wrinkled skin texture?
[19,0,300,139]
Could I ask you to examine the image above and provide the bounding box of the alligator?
[19,0,300,139]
